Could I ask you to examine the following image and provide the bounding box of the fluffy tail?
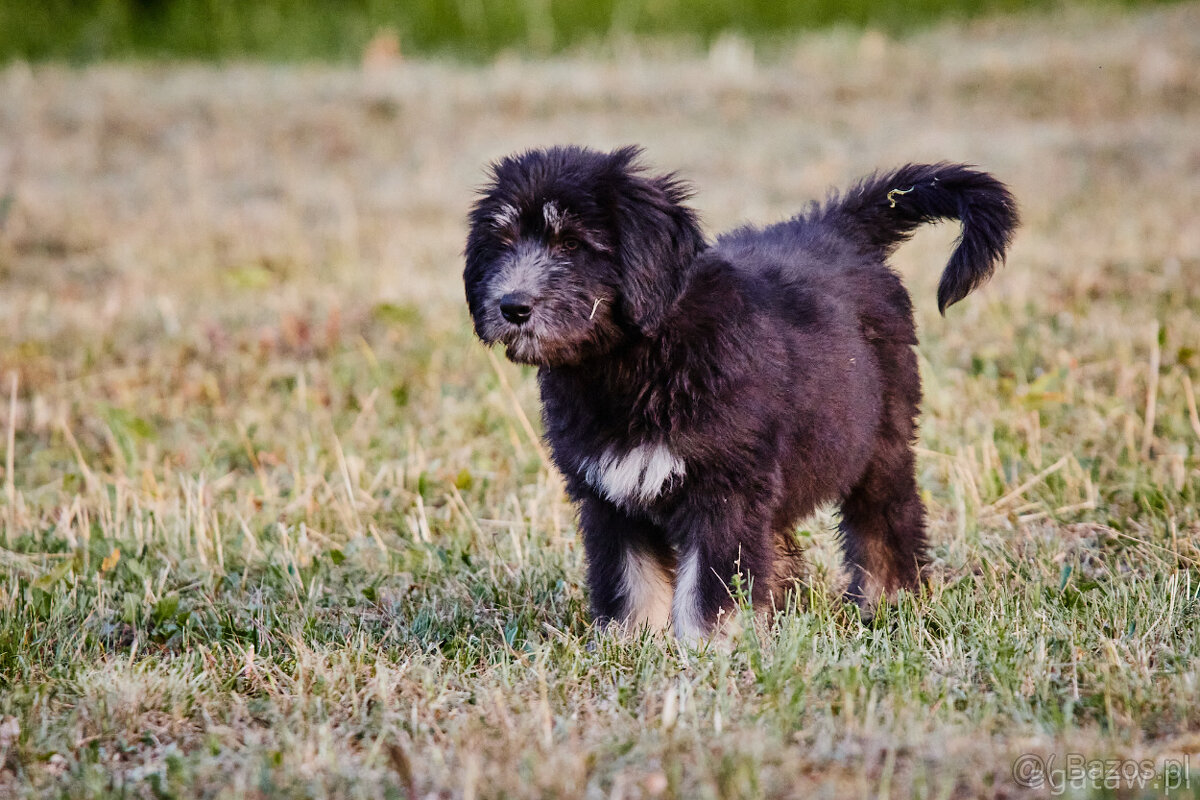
[826,162,1019,313]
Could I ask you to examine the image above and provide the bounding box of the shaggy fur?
[464,146,1018,640]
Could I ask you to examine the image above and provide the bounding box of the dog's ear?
[604,147,704,335]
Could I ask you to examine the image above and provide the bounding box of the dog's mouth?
[489,317,554,365]
[497,324,593,367]
[501,333,548,366]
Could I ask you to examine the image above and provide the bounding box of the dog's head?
[464,146,704,366]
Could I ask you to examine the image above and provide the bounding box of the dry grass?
[1,4,1200,798]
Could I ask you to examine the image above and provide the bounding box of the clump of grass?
[2,3,1200,796]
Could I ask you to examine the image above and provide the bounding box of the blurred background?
[2,0,1189,61]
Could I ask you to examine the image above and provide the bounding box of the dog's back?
[715,161,1018,315]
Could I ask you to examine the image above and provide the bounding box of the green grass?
[2,2,1200,796]
[0,0,1190,62]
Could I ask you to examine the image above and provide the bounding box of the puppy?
[464,146,1017,640]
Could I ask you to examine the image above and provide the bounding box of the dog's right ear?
[604,147,704,336]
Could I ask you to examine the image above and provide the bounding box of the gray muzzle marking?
[489,241,560,306]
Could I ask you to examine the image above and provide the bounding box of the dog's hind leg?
[839,437,928,613]
[765,527,808,615]
[836,326,928,613]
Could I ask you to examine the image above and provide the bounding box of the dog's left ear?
[604,147,704,335]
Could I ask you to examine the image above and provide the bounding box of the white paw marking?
[671,549,706,642]
[620,549,673,630]
[583,443,685,507]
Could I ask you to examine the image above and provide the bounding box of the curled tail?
[827,162,1019,313]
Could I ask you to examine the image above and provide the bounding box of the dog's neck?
[541,258,735,434]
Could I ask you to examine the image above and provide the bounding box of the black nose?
[500,292,534,325]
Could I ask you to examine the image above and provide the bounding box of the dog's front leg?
[669,499,774,643]
[576,490,675,632]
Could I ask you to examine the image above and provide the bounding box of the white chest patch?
[582,443,685,507]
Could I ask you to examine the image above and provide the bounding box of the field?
[2,3,1200,797]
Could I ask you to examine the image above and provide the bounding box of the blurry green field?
[0,0,1191,61]
[2,2,1200,798]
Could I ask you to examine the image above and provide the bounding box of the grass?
[0,0,1190,62]
[1,2,1200,797]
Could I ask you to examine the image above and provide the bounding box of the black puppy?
[464,146,1017,640]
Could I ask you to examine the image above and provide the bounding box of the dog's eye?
[561,237,580,252]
